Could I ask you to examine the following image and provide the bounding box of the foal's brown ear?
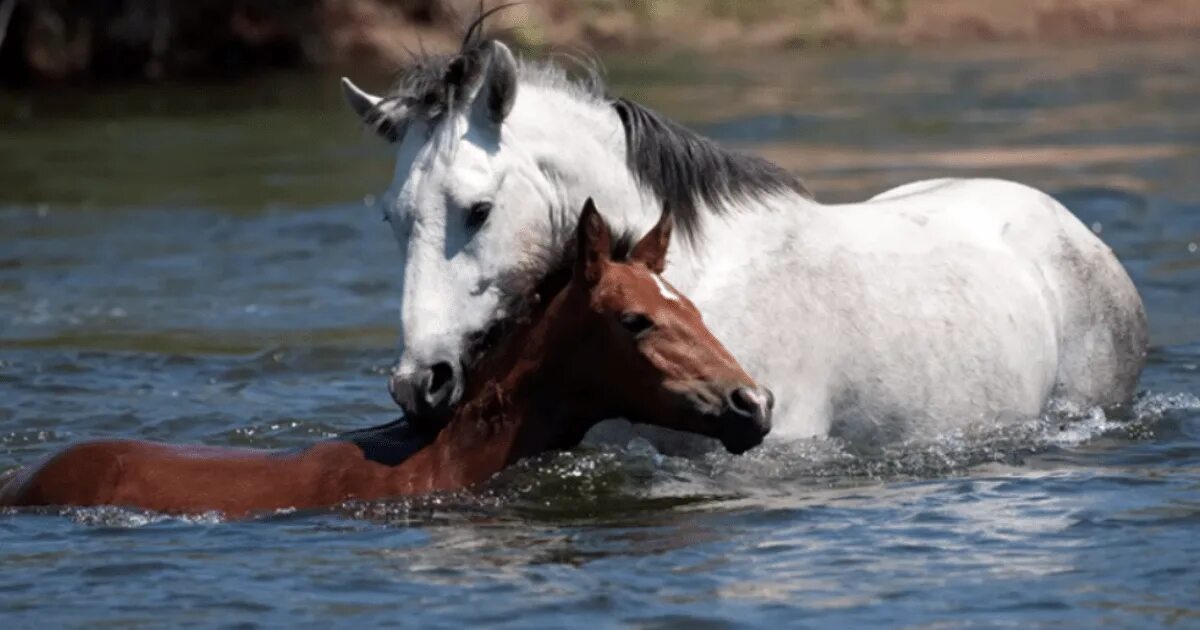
[575,198,612,285]
[630,209,673,274]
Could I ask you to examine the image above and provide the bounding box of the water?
[3,40,1200,627]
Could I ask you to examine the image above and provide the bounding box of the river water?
[2,40,1198,627]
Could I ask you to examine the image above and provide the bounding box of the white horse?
[340,28,1147,447]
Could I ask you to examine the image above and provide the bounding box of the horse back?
[3,440,313,514]
[0,436,448,516]
[2,440,137,508]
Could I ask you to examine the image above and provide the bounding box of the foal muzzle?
[717,386,774,454]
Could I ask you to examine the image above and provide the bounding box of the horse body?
[679,178,1145,442]
[341,34,1146,447]
[582,177,1143,444]
[2,440,362,516]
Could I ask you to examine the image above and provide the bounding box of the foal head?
[544,199,773,454]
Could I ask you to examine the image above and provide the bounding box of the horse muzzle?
[388,359,463,427]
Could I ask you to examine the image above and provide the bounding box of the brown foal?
[0,200,773,518]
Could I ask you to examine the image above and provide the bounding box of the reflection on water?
[2,39,1200,627]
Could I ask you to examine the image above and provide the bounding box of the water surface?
[2,40,1199,628]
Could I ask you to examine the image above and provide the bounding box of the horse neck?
[509,85,658,236]
[412,287,597,486]
[511,86,818,295]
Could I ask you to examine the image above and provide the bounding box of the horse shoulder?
[293,440,391,505]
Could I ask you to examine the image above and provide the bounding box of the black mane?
[613,98,811,242]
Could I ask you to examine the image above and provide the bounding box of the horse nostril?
[765,388,776,411]
[426,362,454,401]
[728,387,766,418]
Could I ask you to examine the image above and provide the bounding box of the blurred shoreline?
[1,0,1198,84]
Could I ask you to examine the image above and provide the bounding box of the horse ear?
[444,49,486,107]
[575,198,611,285]
[341,77,407,143]
[469,41,518,129]
[630,209,673,274]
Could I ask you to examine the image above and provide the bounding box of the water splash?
[66,505,226,527]
[7,392,1195,528]
[465,390,1200,511]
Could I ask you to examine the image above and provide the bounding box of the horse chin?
[399,400,453,436]
[718,430,765,455]
[715,412,770,455]
[655,412,765,455]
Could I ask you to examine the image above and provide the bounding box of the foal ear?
[575,198,612,285]
[341,77,408,143]
[630,209,673,274]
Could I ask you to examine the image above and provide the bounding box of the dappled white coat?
[342,41,1146,448]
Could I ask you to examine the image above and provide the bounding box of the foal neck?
[417,287,598,483]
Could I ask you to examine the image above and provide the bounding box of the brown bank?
[2,0,1197,83]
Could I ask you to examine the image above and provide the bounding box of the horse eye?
[466,201,493,230]
[619,313,654,337]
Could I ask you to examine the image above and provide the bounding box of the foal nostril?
[425,361,455,403]
[728,387,767,419]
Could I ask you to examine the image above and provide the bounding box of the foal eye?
[619,313,654,337]
[466,201,493,231]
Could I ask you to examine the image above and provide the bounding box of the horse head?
[342,29,625,419]
[534,199,773,454]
